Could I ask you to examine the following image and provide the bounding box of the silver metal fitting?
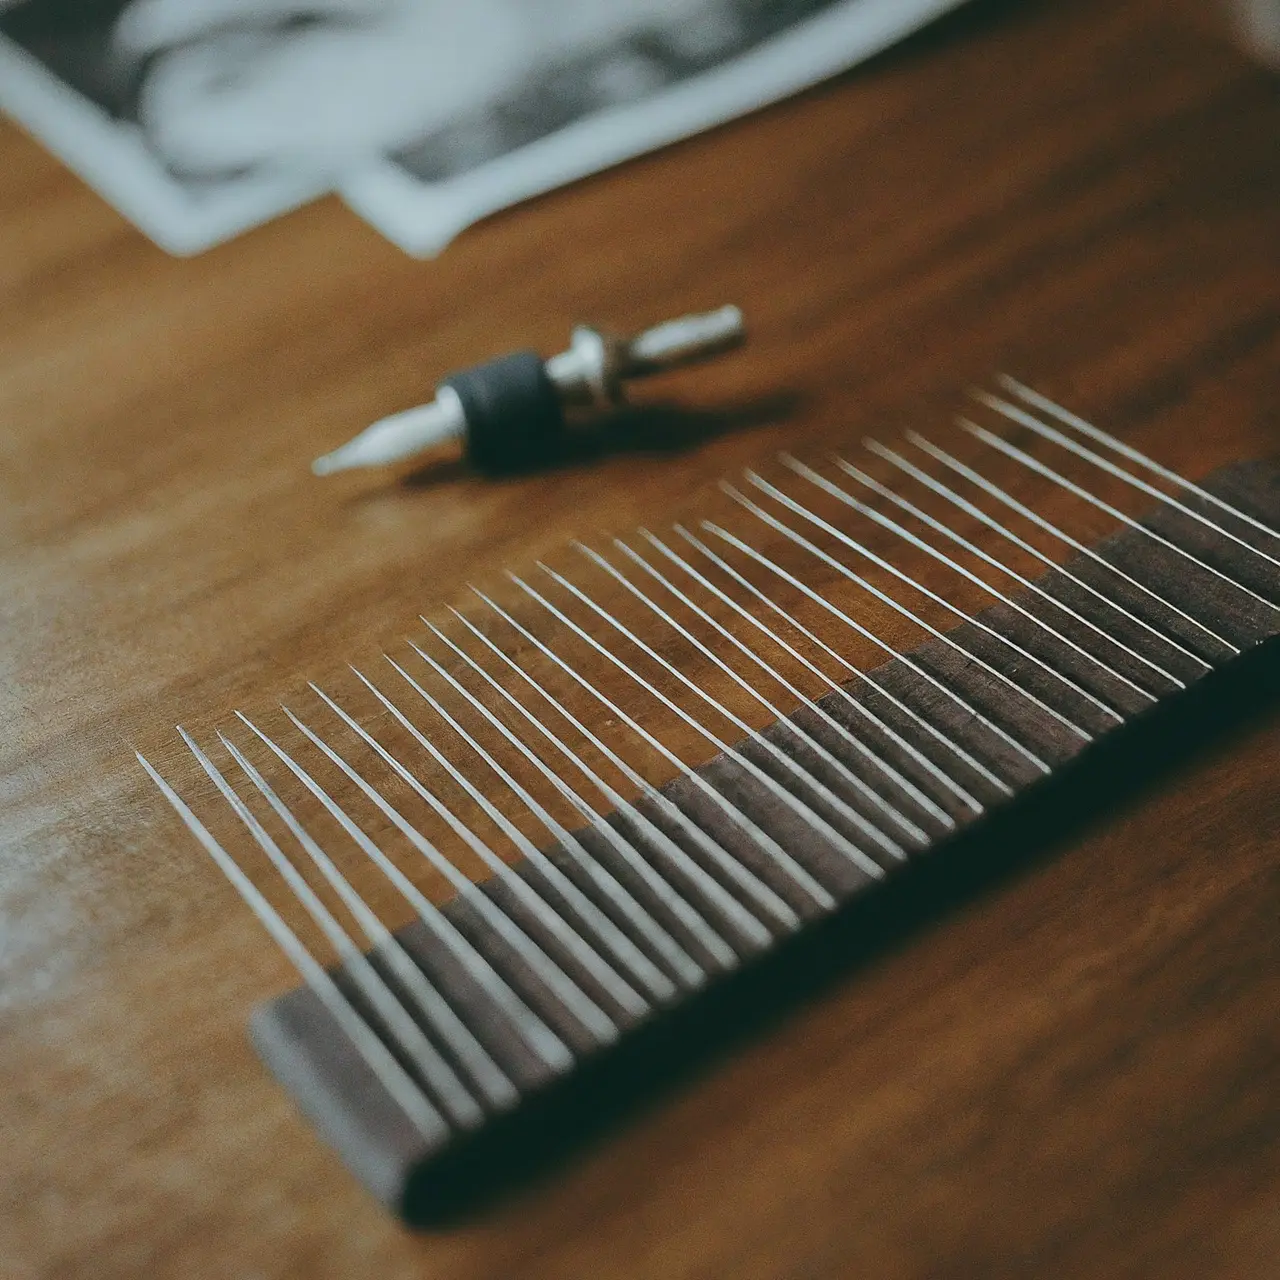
[313,304,747,476]
[544,304,746,411]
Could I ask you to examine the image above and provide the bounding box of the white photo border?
[340,0,966,257]
[0,32,329,255]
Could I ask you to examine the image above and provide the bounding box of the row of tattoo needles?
[138,375,1280,1144]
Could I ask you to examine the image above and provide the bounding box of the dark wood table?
[3,1,1279,1275]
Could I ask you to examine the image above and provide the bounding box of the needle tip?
[311,398,465,477]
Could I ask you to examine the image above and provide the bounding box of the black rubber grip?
[442,351,565,475]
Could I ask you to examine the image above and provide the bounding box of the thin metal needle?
[397,640,699,995]
[978,387,1280,577]
[571,543,907,864]
[721,483,1070,768]
[905,431,1233,658]
[345,670,655,1018]
[237,712,573,1075]
[701,519,1029,788]
[469,587,796,940]
[599,537,918,852]
[422,621,736,974]
[436,619,754,964]
[138,748,447,1142]
[509,570,860,901]
[217,730,516,1110]
[606,536,931,847]
[671,523,988,813]
[527,565,880,885]
[302,689,625,1041]
[181,728,485,1129]
[865,438,1188,689]
[999,375,1280,547]
[629,531,950,835]
[701,514,1049,773]
[962,418,1278,612]
[743,473,1100,740]
[371,656,676,1004]
[816,455,1157,705]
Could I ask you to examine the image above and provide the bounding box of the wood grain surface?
[3,0,1279,1276]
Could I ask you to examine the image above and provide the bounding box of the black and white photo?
[0,0,965,254]
[0,0,329,253]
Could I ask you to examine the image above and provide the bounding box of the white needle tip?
[311,393,466,476]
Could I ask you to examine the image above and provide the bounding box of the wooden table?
[3,1,1279,1275]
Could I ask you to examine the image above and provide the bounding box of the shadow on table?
[405,632,1280,1227]
[396,391,805,488]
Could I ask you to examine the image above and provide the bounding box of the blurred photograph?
[0,0,964,253]
[343,0,966,254]
[0,0,330,253]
